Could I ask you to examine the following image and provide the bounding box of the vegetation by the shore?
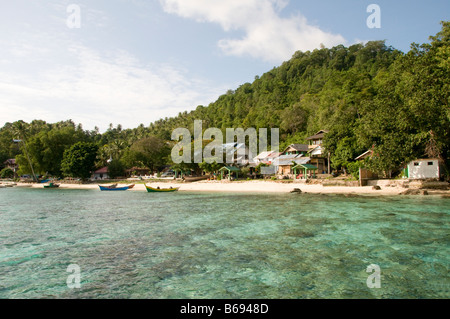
[0,22,448,180]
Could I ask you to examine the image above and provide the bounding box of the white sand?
[16,180,412,196]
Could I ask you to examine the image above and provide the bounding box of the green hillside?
[148,21,449,175]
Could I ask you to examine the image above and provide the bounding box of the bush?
[107,159,126,179]
[0,167,14,178]
[347,161,364,180]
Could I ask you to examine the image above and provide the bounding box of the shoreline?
[12,180,450,196]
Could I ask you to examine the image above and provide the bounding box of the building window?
[427,162,434,166]
[414,162,419,166]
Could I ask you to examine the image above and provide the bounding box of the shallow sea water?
[0,187,448,298]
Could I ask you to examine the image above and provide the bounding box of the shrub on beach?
[0,167,14,179]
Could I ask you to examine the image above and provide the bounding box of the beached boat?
[98,184,130,191]
[43,182,60,188]
[0,183,16,188]
[145,184,179,192]
[183,175,210,182]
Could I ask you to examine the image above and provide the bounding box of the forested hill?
[147,21,449,175]
[0,22,448,178]
[149,40,401,145]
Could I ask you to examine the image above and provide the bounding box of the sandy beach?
[13,180,449,196]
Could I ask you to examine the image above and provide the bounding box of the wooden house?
[355,150,378,186]
[3,159,18,178]
[306,130,328,148]
[305,130,330,174]
[3,159,18,171]
[282,144,309,156]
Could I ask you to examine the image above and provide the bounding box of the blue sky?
[0,0,448,131]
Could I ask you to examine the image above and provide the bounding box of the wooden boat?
[145,184,179,192]
[44,182,60,188]
[183,175,210,182]
[99,184,130,191]
[127,184,135,189]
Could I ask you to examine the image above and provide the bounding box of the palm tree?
[11,121,38,182]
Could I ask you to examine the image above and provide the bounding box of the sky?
[0,0,448,132]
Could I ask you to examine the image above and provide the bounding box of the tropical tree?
[61,142,99,180]
[127,136,170,173]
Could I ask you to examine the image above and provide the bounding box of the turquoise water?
[0,187,448,299]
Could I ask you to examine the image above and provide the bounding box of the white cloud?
[0,42,226,131]
[160,0,346,62]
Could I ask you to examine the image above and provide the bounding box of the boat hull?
[44,183,60,188]
[99,185,130,191]
[145,185,179,192]
[183,175,209,182]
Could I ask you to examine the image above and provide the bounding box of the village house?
[404,159,442,180]
[222,142,256,167]
[250,151,281,176]
[2,159,19,178]
[3,159,18,171]
[92,167,109,180]
[306,130,330,174]
[253,151,282,165]
[306,130,328,147]
[270,144,310,176]
[282,144,309,156]
[253,151,273,164]
[272,154,311,177]
[194,142,256,167]
[355,150,378,186]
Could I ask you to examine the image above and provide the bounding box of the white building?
[92,167,110,180]
[253,151,281,164]
[405,159,441,179]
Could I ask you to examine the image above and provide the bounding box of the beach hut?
[219,166,241,181]
[404,159,442,179]
[92,167,109,180]
[355,150,378,186]
[292,163,318,180]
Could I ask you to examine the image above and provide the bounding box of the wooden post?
[328,152,331,174]
[359,167,362,187]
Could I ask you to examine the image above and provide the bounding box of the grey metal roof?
[306,130,329,140]
[273,155,311,166]
[283,144,309,153]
